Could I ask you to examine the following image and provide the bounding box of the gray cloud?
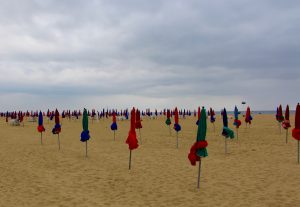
[0,0,299,111]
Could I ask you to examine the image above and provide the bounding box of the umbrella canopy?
[292,103,300,140]
[223,108,228,127]
[234,106,238,120]
[174,107,181,132]
[277,105,284,122]
[126,108,139,150]
[37,111,45,132]
[233,106,241,128]
[282,105,291,129]
[210,108,215,123]
[245,106,253,124]
[165,109,171,126]
[110,111,118,131]
[222,108,234,138]
[188,107,208,165]
[135,109,142,129]
[52,109,61,134]
[196,107,200,125]
[81,108,90,142]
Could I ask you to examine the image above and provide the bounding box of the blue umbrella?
[37,111,45,145]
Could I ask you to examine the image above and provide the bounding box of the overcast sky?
[0,0,299,111]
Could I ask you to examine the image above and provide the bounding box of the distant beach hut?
[37,111,45,145]
[110,110,118,141]
[173,107,181,149]
[52,109,61,150]
[80,108,90,157]
[292,103,300,163]
[222,108,234,154]
[188,107,208,189]
[126,108,139,170]
[282,105,291,143]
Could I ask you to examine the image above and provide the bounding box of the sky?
[0,0,299,111]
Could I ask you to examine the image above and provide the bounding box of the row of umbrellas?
[33,103,300,190]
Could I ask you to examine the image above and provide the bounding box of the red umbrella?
[135,109,143,144]
[292,103,300,163]
[282,105,291,143]
[277,105,284,133]
[126,107,139,169]
[245,106,252,127]
[277,105,284,122]
[52,109,61,150]
[135,109,142,129]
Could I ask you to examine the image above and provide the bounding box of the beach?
[0,114,299,207]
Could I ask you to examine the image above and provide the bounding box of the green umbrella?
[83,109,88,131]
[222,108,234,154]
[196,107,208,157]
[188,107,208,189]
[81,108,90,157]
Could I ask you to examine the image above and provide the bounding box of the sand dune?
[0,115,299,207]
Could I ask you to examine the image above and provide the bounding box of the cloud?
[0,0,299,111]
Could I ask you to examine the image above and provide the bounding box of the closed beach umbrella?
[37,111,45,145]
[222,108,234,153]
[245,106,253,127]
[196,106,200,125]
[81,108,90,157]
[188,107,208,188]
[277,105,284,122]
[126,107,138,169]
[277,105,284,133]
[282,105,291,143]
[174,107,181,148]
[233,106,241,139]
[110,111,117,141]
[165,109,172,135]
[292,103,300,163]
[52,109,61,150]
[209,107,216,132]
[135,109,143,144]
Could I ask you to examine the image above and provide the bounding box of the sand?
[0,114,299,207]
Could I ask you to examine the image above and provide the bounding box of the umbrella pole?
[197,157,202,189]
[129,150,132,170]
[114,130,115,141]
[236,128,239,140]
[279,122,281,134]
[176,132,178,149]
[298,140,299,164]
[225,138,227,154]
[86,141,88,158]
[139,128,142,144]
[40,132,43,145]
[58,134,60,150]
[286,129,288,144]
